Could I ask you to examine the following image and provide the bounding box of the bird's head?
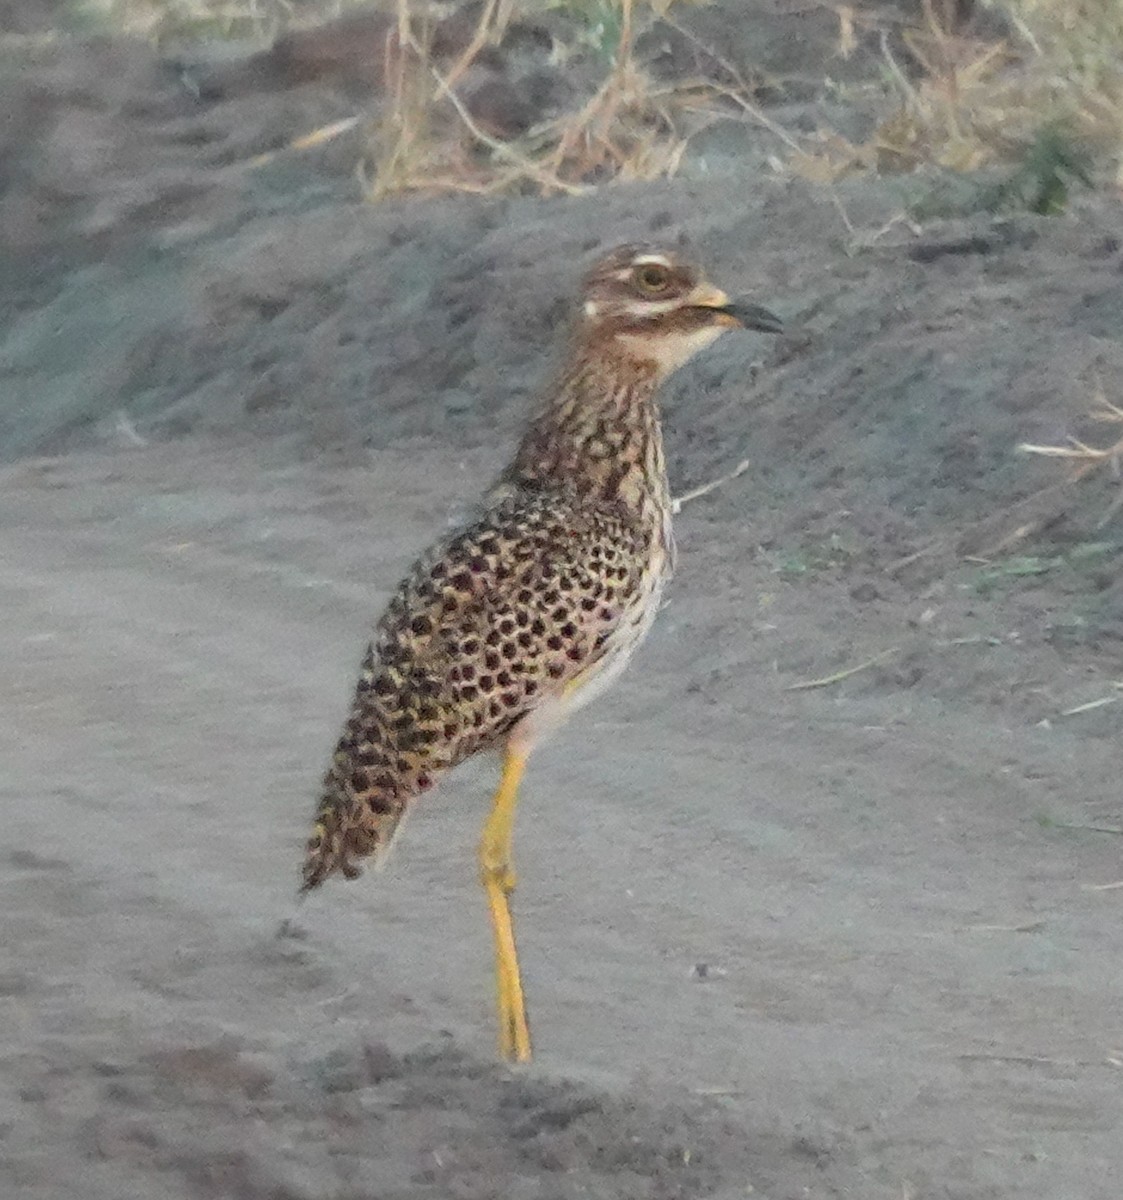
[576,243,782,379]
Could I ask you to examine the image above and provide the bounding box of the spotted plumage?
[299,242,782,1060]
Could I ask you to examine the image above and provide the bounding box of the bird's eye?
[635,263,671,293]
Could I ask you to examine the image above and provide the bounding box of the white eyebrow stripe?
[610,255,674,283]
[620,297,685,316]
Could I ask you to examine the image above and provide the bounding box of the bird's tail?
[300,759,408,893]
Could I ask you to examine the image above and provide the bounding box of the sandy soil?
[3,3,1123,1197]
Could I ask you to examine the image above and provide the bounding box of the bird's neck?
[507,347,670,517]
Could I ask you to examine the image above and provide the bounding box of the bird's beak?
[688,283,783,334]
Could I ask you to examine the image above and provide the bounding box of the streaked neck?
[507,346,669,514]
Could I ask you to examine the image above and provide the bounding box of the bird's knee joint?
[479,857,517,895]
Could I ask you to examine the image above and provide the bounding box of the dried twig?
[1048,822,1123,835]
[1058,689,1122,717]
[957,1053,1105,1069]
[661,15,804,155]
[1018,383,1123,482]
[443,0,500,89]
[672,458,750,513]
[1017,437,1121,466]
[248,116,363,169]
[424,54,586,196]
[962,921,1046,933]
[786,647,899,692]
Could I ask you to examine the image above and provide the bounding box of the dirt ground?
[3,3,1123,1197]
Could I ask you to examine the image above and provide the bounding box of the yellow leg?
[479,747,532,1063]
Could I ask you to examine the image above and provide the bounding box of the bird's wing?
[375,489,646,748]
[302,489,645,888]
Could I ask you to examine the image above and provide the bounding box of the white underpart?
[619,297,687,318]
[615,324,729,377]
[587,295,691,324]
[508,548,672,759]
[586,295,688,321]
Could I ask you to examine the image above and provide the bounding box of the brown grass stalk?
[359,0,726,200]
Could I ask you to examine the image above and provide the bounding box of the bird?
[299,242,782,1062]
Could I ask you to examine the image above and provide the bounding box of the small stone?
[443,389,474,415]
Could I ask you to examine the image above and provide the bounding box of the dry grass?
[1018,383,1123,526]
[55,0,1123,204]
[1019,398,1123,477]
[784,647,900,692]
[360,0,718,199]
[794,0,1123,198]
[265,0,1123,203]
[74,0,297,43]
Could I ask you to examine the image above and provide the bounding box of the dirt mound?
[4,1,1122,644]
[3,1,1121,550]
[11,1034,792,1199]
[7,162,1123,549]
